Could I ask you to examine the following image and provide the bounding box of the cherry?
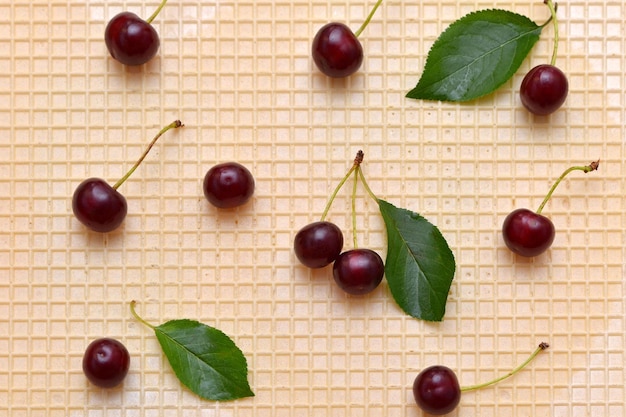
[83,338,130,388]
[413,365,461,415]
[294,221,344,268]
[312,23,363,78]
[72,120,183,232]
[203,162,255,209]
[333,248,384,295]
[104,0,169,66]
[502,160,599,257]
[311,0,382,77]
[72,178,128,233]
[413,343,549,414]
[520,0,568,115]
[502,208,555,257]
[520,64,569,115]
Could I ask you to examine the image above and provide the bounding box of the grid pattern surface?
[1,0,624,416]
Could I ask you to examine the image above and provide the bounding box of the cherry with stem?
[294,153,371,270]
[413,342,549,415]
[72,120,183,233]
[502,160,599,257]
[105,0,170,66]
[520,0,568,115]
[312,0,384,78]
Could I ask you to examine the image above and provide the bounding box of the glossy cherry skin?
[520,64,569,115]
[83,338,130,388]
[312,22,363,78]
[105,12,160,66]
[294,221,344,268]
[72,178,128,233]
[502,208,556,257]
[413,365,461,415]
[332,249,384,295]
[203,162,255,209]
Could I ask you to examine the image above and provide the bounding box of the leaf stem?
[460,342,549,392]
[356,166,380,203]
[536,160,599,214]
[320,151,364,221]
[112,120,183,190]
[146,0,169,24]
[129,300,156,330]
[354,0,383,38]
[544,0,559,66]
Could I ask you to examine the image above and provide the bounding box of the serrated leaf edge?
[407,8,544,102]
[154,319,254,401]
[379,200,456,322]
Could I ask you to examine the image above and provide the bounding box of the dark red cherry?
[413,365,461,415]
[72,178,128,233]
[312,22,363,78]
[83,338,130,388]
[105,12,160,66]
[294,221,344,268]
[203,162,255,209]
[332,248,384,295]
[72,121,182,233]
[520,64,569,115]
[502,208,556,257]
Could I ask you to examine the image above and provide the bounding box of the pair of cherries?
[72,121,255,233]
[294,221,385,295]
[294,152,385,296]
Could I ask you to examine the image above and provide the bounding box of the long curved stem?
[536,160,599,214]
[544,0,559,66]
[320,151,364,221]
[354,0,383,38]
[146,0,169,24]
[320,165,357,221]
[129,300,156,330]
[112,120,183,190]
[460,342,549,392]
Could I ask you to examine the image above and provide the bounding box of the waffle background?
[1,0,625,416]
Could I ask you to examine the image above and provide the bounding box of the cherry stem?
[536,160,599,214]
[460,342,550,392]
[112,120,183,190]
[319,150,380,248]
[544,0,559,66]
[354,0,384,38]
[129,300,156,330]
[146,0,169,24]
[351,168,359,248]
[320,151,364,222]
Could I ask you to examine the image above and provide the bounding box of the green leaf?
[406,9,544,102]
[378,199,455,321]
[153,319,254,401]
